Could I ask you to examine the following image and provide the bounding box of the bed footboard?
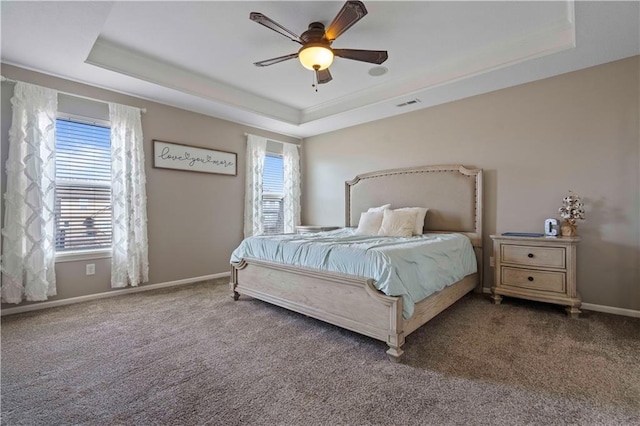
[230,258,406,360]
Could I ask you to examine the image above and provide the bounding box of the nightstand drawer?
[501,245,565,268]
[501,267,566,293]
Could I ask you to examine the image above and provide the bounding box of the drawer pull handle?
[527,253,534,258]
[528,276,534,281]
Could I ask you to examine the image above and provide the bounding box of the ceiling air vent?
[396,99,421,108]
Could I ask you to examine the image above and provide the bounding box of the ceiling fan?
[250,1,388,89]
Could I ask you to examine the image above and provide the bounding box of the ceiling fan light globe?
[299,45,334,71]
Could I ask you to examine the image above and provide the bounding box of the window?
[54,117,112,252]
[263,154,284,234]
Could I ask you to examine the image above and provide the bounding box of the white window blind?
[55,118,112,252]
[263,154,284,234]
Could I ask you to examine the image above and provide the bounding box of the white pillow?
[378,209,418,237]
[355,211,384,235]
[367,204,391,212]
[394,207,429,235]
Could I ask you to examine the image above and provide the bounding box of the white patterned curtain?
[244,134,267,238]
[282,143,301,233]
[109,103,149,288]
[1,82,58,303]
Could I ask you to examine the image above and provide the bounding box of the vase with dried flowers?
[558,191,585,237]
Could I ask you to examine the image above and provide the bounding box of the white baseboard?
[1,272,231,316]
[580,303,640,318]
[482,287,640,318]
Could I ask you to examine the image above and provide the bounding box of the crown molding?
[84,8,574,130]
[85,38,301,125]
[301,16,576,124]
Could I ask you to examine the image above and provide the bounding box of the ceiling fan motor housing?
[301,22,330,44]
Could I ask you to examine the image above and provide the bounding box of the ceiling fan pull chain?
[312,66,319,92]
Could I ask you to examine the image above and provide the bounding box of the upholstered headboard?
[345,165,483,248]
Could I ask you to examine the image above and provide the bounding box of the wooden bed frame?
[230,165,483,361]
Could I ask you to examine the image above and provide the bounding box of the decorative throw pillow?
[394,207,429,235]
[367,204,391,212]
[378,209,418,237]
[354,211,384,235]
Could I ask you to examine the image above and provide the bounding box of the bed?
[230,164,483,361]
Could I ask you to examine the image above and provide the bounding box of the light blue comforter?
[230,228,477,319]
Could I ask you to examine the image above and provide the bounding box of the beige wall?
[302,56,640,311]
[0,64,299,307]
[3,57,638,312]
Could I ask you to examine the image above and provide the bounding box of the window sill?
[55,248,112,263]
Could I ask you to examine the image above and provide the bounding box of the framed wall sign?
[153,140,237,176]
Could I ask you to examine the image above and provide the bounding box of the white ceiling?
[1,1,639,138]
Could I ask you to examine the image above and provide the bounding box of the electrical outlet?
[489,257,495,267]
[86,263,95,275]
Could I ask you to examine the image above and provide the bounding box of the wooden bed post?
[386,344,404,362]
[386,297,405,362]
[230,264,240,301]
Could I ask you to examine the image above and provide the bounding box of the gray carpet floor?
[2,278,639,425]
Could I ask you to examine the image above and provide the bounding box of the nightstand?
[490,235,581,317]
[295,226,340,234]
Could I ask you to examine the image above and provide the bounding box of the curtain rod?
[1,75,147,114]
[244,132,300,145]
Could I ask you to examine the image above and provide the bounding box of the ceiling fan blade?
[253,53,299,67]
[333,49,388,64]
[316,68,333,84]
[250,12,302,44]
[325,1,368,42]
